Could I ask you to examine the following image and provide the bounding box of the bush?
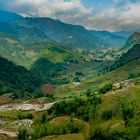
[48,96,101,122]
[121,101,134,126]
[87,127,110,140]
[85,89,92,97]
[18,127,29,140]
[128,72,135,79]
[102,109,113,120]
[31,119,83,139]
[128,72,140,79]
[40,113,48,124]
[99,83,113,94]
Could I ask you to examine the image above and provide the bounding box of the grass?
[94,86,140,126]
[0,110,31,120]
[40,133,85,140]
[40,49,69,63]
[0,135,17,140]
[98,86,140,112]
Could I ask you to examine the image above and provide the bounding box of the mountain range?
[0,10,139,95]
[0,8,140,140]
[0,10,128,50]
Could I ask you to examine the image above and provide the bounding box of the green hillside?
[0,32,77,69]
[16,26,51,43]
[0,56,41,94]
[0,32,34,68]
[123,32,140,50]
[54,59,140,98]
[31,57,65,83]
[47,86,140,140]
[110,44,140,70]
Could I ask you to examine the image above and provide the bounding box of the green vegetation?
[54,59,140,98]
[0,10,140,140]
[110,44,140,71]
[31,57,65,83]
[31,118,84,139]
[17,112,33,120]
[18,128,29,140]
[48,96,101,122]
[0,110,33,120]
[0,56,41,94]
[47,86,140,140]
[40,134,84,140]
[99,83,113,94]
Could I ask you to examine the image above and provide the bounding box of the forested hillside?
[0,56,41,94]
[110,44,140,70]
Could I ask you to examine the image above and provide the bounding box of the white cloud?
[8,0,93,17]
[88,3,140,31]
[1,0,140,31]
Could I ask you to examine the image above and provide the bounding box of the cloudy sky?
[0,0,140,31]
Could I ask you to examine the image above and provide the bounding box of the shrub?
[128,72,135,79]
[18,127,29,140]
[48,96,101,122]
[99,83,113,94]
[40,113,48,124]
[102,109,113,120]
[85,89,92,97]
[31,119,83,139]
[121,101,134,126]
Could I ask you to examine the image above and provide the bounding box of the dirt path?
[0,129,17,138]
[0,101,57,112]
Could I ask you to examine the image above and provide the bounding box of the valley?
[0,10,140,140]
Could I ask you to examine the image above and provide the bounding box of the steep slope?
[110,44,140,70]
[31,57,65,83]
[0,32,34,68]
[0,10,22,23]
[0,23,52,43]
[16,26,51,43]
[30,42,80,83]
[25,41,78,62]
[0,56,41,94]
[0,32,73,68]
[123,32,140,50]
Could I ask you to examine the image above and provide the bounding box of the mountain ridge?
[0,10,127,50]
